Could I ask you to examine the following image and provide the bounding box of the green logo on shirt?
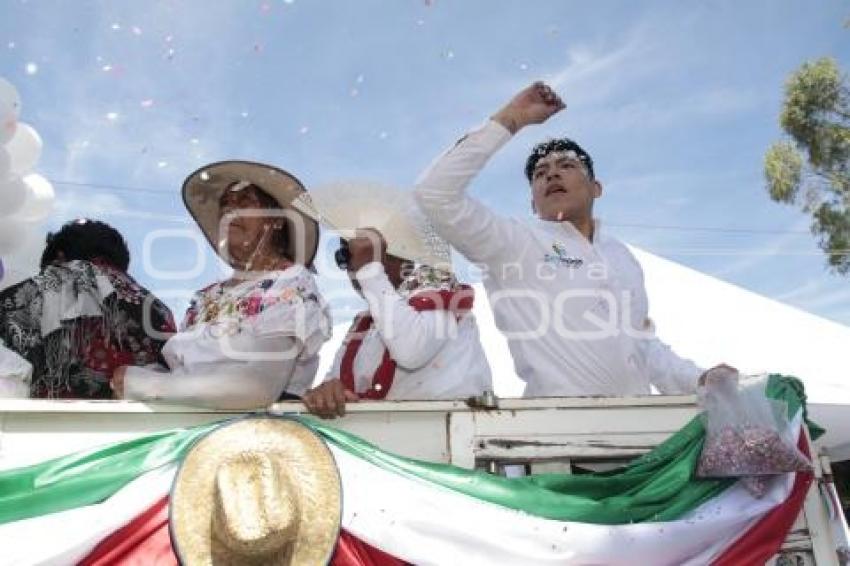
[543,243,584,268]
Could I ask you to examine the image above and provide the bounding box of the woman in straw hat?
[112,161,331,409]
[301,183,492,418]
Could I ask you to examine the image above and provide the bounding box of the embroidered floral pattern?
[182,271,320,330]
[397,265,460,297]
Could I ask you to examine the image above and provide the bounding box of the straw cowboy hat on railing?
[169,418,341,565]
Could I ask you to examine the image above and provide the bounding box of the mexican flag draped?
[0,376,819,565]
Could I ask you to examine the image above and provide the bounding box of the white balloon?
[0,147,10,179]
[17,173,55,222]
[0,215,36,255]
[0,78,21,145]
[0,222,45,290]
[0,78,21,116]
[6,123,42,175]
[0,176,27,218]
[0,115,16,146]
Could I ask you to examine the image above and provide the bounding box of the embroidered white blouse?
[124,265,331,408]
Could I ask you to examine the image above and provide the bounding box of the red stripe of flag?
[77,497,406,566]
[711,434,814,566]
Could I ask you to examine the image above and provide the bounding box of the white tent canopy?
[318,246,850,459]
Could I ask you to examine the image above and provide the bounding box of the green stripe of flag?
[0,375,814,527]
[0,424,217,524]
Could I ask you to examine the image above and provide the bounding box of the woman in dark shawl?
[0,219,175,398]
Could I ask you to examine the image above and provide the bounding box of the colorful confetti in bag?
[697,371,811,497]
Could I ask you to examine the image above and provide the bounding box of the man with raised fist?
[415,82,729,397]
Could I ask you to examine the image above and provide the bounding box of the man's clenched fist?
[492,81,565,134]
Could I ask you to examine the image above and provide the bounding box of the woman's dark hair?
[219,183,290,259]
[40,219,131,271]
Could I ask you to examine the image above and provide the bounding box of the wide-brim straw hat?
[182,161,320,267]
[305,181,451,271]
[170,417,341,565]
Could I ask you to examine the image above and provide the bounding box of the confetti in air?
[190,138,200,145]
[519,63,528,71]
[157,161,168,169]
[140,99,154,108]
[378,131,388,140]
[442,50,454,60]
[132,26,143,36]
[105,112,119,122]
[25,62,38,75]
[111,23,121,31]
[7,42,15,49]
[299,126,309,134]
[350,88,359,97]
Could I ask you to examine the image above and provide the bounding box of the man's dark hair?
[525,138,595,182]
[40,219,131,271]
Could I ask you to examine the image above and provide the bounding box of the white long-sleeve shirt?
[124,265,331,409]
[323,262,492,400]
[415,120,702,397]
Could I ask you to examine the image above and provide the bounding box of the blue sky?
[1,0,848,326]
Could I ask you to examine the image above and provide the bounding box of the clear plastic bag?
[697,370,811,496]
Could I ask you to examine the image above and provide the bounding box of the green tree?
[764,57,850,273]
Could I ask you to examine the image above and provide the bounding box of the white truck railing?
[0,396,844,565]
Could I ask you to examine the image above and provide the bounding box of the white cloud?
[53,189,126,219]
[35,4,251,188]
[587,87,760,133]
[546,26,662,106]
[711,218,817,279]
[53,187,188,224]
[775,278,850,311]
[774,277,830,303]
[539,13,759,133]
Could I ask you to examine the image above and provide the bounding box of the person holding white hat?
[301,183,492,418]
[113,161,332,409]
